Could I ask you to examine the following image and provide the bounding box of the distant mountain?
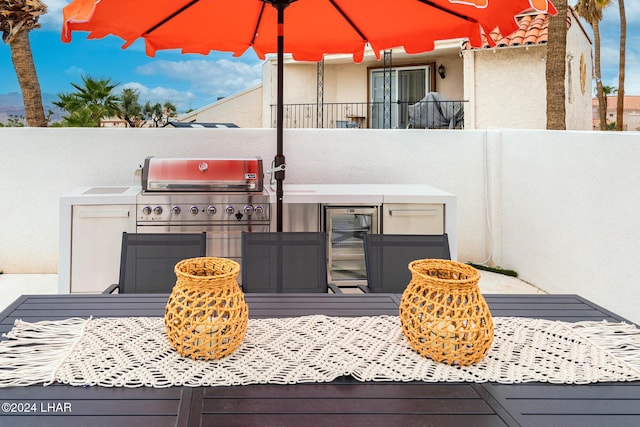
[0,92,24,106]
[0,92,63,125]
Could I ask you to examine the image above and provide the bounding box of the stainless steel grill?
[136,156,271,264]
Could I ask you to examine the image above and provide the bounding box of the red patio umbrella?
[61,0,556,231]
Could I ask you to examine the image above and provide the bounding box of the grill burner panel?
[137,193,270,225]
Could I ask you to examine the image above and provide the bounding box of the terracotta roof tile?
[463,10,569,50]
[593,96,640,110]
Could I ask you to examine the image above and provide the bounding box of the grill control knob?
[254,205,264,216]
[207,205,217,215]
[171,206,181,215]
[189,206,199,215]
[153,206,163,215]
[142,206,152,215]
[225,206,235,215]
[243,205,254,215]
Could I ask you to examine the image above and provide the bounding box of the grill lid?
[141,156,263,192]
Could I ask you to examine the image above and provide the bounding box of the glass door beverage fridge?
[324,206,379,285]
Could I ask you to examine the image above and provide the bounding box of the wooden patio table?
[0,293,639,426]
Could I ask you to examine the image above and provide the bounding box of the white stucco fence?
[1,128,639,323]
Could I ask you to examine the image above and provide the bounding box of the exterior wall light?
[438,64,446,79]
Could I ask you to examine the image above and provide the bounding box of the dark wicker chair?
[360,233,450,293]
[104,232,206,294]
[241,232,342,293]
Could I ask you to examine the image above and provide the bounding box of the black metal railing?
[270,100,466,129]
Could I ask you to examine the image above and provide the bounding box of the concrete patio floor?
[0,271,546,313]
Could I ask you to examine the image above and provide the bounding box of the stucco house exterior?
[178,8,592,130]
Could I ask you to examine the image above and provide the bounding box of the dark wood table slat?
[512,398,640,414]
[201,397,495,414]
[198,413,509,427]
[0,386,183,399]
[490,382,640,399]
[0,399,180,415]
[521,415,640,427]
[201,382,482,399]
[0,415,178,427]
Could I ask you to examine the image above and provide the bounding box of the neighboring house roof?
[165,121,239,128]
[175,84,261,123]
[462,7,586,50]
[99,118,128,128]
[593,96,640,110]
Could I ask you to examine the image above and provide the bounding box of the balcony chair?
[241,232,342,293]
[336,120,359,128]
[359,233,450,293]
[104,232,207,294]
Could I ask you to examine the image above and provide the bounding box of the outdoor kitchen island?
[276,184,457,286]
[59,183,456,293]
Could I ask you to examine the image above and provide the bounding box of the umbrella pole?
[274,2,287,232]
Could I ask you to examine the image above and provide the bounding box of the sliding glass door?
[369,66,430,129]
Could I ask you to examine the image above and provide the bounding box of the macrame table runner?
[1,315,640,388]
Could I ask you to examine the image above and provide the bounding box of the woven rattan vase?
[399,259,494,366]
[165,257,248,360]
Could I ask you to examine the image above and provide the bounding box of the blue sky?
[1,1,638,113]
[0,0,263,112]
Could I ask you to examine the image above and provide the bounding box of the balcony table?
[0,293,639,427]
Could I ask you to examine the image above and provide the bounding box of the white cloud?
[62,65,85,81]
[601,2,640,26]
[119,82,196,111]
[135,58,263,99]
[39,0,66,31]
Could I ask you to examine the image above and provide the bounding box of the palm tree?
[54,76,121,127]
[120,88,143,128]
[574,0,611,131]
[0,0,48,127]
[615,0,626,131]
[601,84,616,128]
[546,0,568,130]
[142,101,177,127]
[602,85,616,103]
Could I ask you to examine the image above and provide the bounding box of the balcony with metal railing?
[270,99,466,129]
